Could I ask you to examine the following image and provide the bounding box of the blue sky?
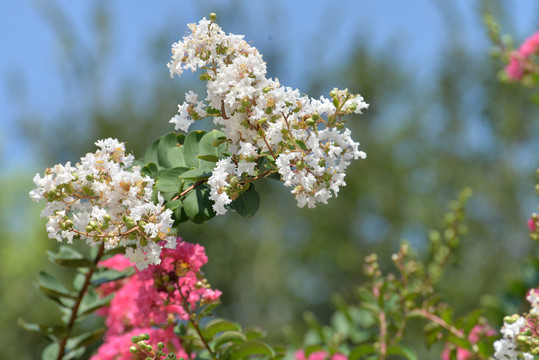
[1,0,538,175]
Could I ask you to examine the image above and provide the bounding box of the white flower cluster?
[493,289,539,359]
[168,15,368,214]
[30,138,176,270]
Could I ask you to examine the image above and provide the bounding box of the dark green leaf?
[18,319,67,339]
[304,345,325,357]
[183,185,216,223]
[180,167,212,180]
[294,139,308,150]
[90,268,135,287]
[387,345,417,360]
[47,246,93,269]
[243,327,267,340]
[349,344,376,360]
[156,167,189,192]
[62,347,86,360]
[213,331,247,350]
[77,291,113,318]
[141,162,159,178]
[67,327,106,350]
[230,340,275,360]
[197,154,220,162]
[165,199,183,211]
[36,271,77,300]
[231,183,260,217]
[204,319,242,340]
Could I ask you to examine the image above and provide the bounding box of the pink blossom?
[506,53,524,80]
[505,31,539,80]
[95,255,135,316]
[528,218,537,232]
[295,350,347,360]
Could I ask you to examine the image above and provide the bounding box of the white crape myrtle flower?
[30,138,176,270]
[168,15,368,214]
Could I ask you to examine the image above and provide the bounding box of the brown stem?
[413,308,465,339]
[57,242,106,360]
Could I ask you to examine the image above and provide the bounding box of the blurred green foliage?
[3,0,539,358]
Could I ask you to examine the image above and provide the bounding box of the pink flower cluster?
[91,239,221,360]
[505,31,539,80]
[441,324,496,360]
[294,350,347,360]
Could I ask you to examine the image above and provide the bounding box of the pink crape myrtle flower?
[295,350,347,360]
[90,327,188,360]
[505,31,539,80]
[92,238,221,358]
[441,324,496,360]
[528,217,537,233]
[96,255,135,316]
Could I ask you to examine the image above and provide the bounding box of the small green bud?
[125,217,136,228]
[146,345,153,352]
[129,346,138,354]
[85,225,94,233]
[336,123,344,130]
[229,176,239,188]
[65,220,74,228]
[89,220,98,230]
[242,99,250,108]
[157,342,165,350]
[137,340,146,348]
[166,353,178,360]
[162,274,170,282]
[199,73,208,81]
[86,175,94,181]
[209,12,217,21]
[329,90,337,98]
[312,113,320,121]
[166,284,175,293]
[263,86,271,93]
[347,103,357,112]
[103,214,111,222]
[305,117,315,126]
[296,161,305,170]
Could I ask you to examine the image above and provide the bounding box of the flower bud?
[305,117,315,127]
[209,12,217,21]
[242,99,250,108]
[157,342,165,350]
[329,90,337,98]
[129,346,138,354]
[103,214,111,222]
[166,284,175,293]
[85,225,94,233]
[263,86,271,93]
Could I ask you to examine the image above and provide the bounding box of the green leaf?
[62,347,86,360]
[204,319,242,340]
[198,130,227,159]
[141,162,159,178]
[158,132,180,168]
[156,167,189,192]
[165,199,183,211]
[198,154,220,162]
[168,147,188,168]
[231,183,260,217]
[144,137,160,164]
[36,271,77,300]
[213,331,247,350]
[42,342,60,360]
[18,319,67,339]
[183,185,216,223]
[183,130,206,168]
[295,139,308,150]
[387,345,417,360]
[90,267,135,286]
[180,167,212,180]
[47,246,93,269]
[230,340,275,360]
[77,291,113,318]
[349,344,376,360]
[243,327,267,340]
[67,327,106,350]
